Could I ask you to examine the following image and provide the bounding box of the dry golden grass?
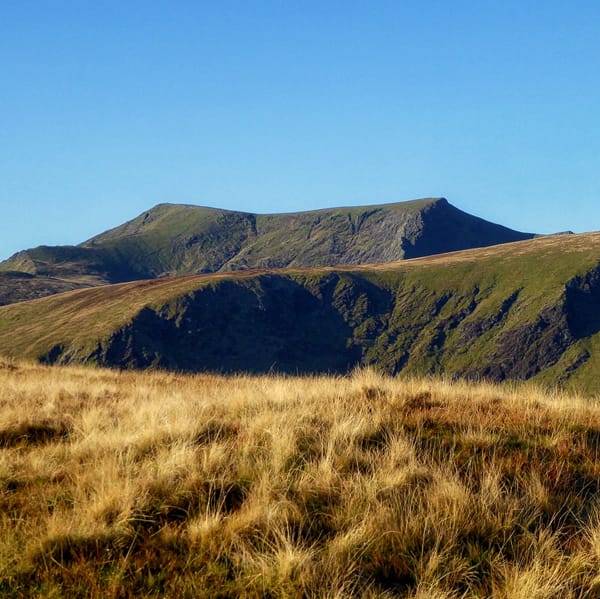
[2,358,600,597]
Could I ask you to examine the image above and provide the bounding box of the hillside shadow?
[566,266,600,339]
[99,276,364,374]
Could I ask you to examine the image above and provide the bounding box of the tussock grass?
[1,360,600,597]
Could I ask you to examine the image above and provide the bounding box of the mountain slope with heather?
[1,232,599,392]
[0,198,533,305]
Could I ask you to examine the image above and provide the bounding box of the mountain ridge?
[0,197,534,305]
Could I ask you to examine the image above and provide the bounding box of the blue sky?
[1,1,599,261]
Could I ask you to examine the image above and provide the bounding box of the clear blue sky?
[2,1,599,261]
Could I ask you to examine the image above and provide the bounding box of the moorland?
[2,360,600,597]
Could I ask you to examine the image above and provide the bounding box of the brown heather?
[1,358,600,597]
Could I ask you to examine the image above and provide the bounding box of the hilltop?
[1,231,599,392]
[0,198,533,305]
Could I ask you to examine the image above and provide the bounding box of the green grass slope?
[1,232,599,392]
[0,198,534,305]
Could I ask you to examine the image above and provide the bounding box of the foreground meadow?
[1,360,600,597]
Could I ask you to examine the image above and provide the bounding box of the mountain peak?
[0,197,534,305]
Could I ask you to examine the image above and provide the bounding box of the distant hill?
[0,271,87,307]
[0,198,533,305]
[1,232,599,392]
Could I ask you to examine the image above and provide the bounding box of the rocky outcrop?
[469,304,574,381]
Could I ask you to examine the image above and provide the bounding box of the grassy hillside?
[0,232,599,391]
[0,198,534,305]
[2,361,600,597]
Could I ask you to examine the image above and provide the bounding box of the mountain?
[0,198,533,305]
[1,231,599,392]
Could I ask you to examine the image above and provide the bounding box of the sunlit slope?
[1,232,599,391]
